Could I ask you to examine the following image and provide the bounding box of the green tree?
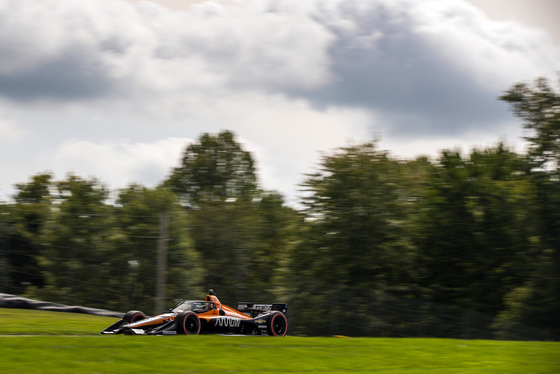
[0,203,14,292]
[115,185,203,314]
[36,175,117,307]
[1,174,53,294]
[187,200,253,303]
[182,190,301,306]
[294,141,420,336]
[248,192,302,303]
[496,77,560,338]
[165,130,257,207]
[417,145,533,317]
[500,77,560,173]
[165,131,299,306]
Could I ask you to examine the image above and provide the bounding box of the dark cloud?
[318,35,510,137]
[279,1,532,137]
[0,50,116,102]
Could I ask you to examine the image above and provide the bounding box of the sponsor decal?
[162,331,177,335]
[215,317,241,328]
[255,319,266,324]
[252,304,273,310]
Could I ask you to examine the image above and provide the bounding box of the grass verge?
[0,308,111,335]
[1,309,558,373]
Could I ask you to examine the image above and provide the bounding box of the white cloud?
[0,0,558,204]
[1,0,556,112]
[0,0,335,102]
[210,94,372,203]
[0,110,21,143]
[411,0,558,89]
[51,137,192,189]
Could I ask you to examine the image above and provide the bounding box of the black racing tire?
[123,310,147,324]
[267,312,287,337]
[176,311,201,335]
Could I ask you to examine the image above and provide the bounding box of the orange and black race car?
[100,290,288,336]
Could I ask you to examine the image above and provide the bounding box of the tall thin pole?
[155,211,168,313]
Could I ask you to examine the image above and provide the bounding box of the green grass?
[0,308,111,335]
[1,309,559,373]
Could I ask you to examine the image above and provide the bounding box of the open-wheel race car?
[100,290,288,336]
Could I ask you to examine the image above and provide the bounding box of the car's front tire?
[123,310,147,324]
[176,311,201,335]
[267,312,287,337]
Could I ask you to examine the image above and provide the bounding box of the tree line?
[1,78,559,340]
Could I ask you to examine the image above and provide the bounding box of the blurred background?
[2,82,559,340]
[0,0,559,341]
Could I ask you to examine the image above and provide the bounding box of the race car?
[100,290,288,336]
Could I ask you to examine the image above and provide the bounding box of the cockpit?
[172,300,215,314]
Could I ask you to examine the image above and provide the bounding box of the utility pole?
[155,211,168,313]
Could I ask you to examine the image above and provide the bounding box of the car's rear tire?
[123,310,147,324]
[176,311,201,335]
[267,312,287,337]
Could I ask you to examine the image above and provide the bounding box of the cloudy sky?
[0,0,558,205]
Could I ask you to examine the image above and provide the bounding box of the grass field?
[1,309,559,373]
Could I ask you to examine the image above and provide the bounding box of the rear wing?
[237,303,288,317]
